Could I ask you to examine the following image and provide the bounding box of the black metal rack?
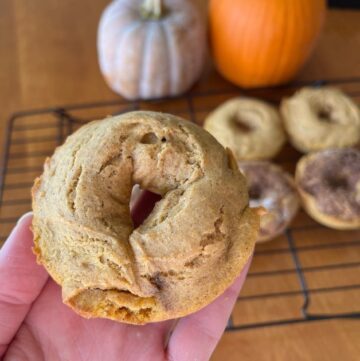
[1,76,359,331]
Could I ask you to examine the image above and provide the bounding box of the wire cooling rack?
[0,75,359,331]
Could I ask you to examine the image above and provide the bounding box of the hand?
[0,193,251,361]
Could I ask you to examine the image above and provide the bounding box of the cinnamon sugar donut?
[204,97,286,160]
[281,87,360,153]
[239,161,300,242]
[32,111,259,324]
[296,148,360,230]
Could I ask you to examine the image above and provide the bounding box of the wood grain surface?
[0,2,359,360]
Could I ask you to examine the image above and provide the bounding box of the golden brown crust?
[32,111,258,324]
[296,186,360,230]
[204,97,286,160]
[295,151,360,230]
[281,87,360,153]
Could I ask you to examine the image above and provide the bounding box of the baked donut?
[280,87,360,153]
[204,97,286,160]
[32,111,259,324]
[295,148,360,230]
[238,161,299,242]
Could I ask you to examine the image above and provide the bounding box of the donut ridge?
[32,111,258,324]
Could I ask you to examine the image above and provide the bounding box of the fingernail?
[16,211,33,225]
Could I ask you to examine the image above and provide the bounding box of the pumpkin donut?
[32,111,259,324]
[239,161,300,242]
[280,87,360,153]
[204,97,286,160]
[295,148,360,230]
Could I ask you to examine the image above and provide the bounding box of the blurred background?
[0,0,359,141]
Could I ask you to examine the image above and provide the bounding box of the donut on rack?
[204,97,286,160]
[239,161,300,242]
[32,111,259,324]
[280,87,360,153]
[295,148,360,230]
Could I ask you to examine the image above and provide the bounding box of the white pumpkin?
[97,0,207,100]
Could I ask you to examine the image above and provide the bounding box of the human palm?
[0,202,250,361]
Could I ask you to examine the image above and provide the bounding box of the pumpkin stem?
[141,0,164,20]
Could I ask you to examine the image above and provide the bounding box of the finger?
[22,278,175,361]
[0,213,48,357]
[167,256,252,361]
[130,190,161,228]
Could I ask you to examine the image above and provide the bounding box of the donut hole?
[130,187,162,228]
[326,175,349,190]
[141,132,158,144]
[249,184,262,200]
[232,116,253,133]
[317,105,335,123]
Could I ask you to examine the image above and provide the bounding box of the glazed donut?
[238,161,300,242]
[295,148,360,230]
[32,111,259,324]
[280,87,360,153]
[204,97,286,160]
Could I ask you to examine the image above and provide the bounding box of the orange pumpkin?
[209,0,326,88]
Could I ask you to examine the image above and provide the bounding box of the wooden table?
[0,2,360,360]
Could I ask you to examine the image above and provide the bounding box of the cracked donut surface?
[32,111,258,324]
